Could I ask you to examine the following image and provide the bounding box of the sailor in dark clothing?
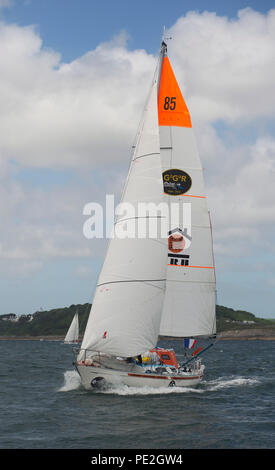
[126,355,142,365]
[137,355,142,365]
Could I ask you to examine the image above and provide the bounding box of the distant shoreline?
[1,329,275,342]
[0,336,65,341]
[219,328,275,341]
[220,336,275,341]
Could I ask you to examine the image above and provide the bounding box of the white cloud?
[0,8,275,171]
[268,278,275,287]
[207,135,275,255]
[0,8,274,302]
[0,164,110,267]
[0,25,155,168]
[75,265,95,279]
[0,0,12,9]
[168,8,275,123]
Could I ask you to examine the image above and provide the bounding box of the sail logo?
[163,169,192,195]
[168,227,191,253]
[168,227,191,266]
[168,227,191,252]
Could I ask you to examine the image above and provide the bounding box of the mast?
[157,40,167,92]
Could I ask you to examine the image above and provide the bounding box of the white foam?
[206,376,260,391]
[101,384,203,396]
[58,370,81,392]
[57,371,260,395]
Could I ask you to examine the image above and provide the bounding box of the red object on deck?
[151,348,178,369]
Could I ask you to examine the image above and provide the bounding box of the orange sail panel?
[158,56,192,128]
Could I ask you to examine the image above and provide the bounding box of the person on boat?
[136,355,142,365]
[126,357,134,363]
[126,355,142,365]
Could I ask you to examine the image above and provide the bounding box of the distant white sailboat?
[64,312,79,344]
[75,38,216,390]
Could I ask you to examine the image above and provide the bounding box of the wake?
[101,376,260,396]
[58,370,81,392]
[102,385,203,395]
[205,376,260,391]
[57,370,260,395]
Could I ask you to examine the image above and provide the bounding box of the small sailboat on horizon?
[64,311,79,344]
[74,38,217,390]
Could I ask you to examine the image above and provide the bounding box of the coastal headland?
[1,303,274,341]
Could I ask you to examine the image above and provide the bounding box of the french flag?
[184,338,197,349]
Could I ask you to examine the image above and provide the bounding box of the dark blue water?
[0,339,274,449]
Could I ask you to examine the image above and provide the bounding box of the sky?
[0,0,275,318]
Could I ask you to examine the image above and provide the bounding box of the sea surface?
[0,339,274,449]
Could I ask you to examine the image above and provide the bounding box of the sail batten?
[97,279,166,287]
[133,151,160,161]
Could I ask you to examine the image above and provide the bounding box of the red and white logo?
[168,227,192,253]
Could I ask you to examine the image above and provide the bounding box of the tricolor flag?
[184,338,197,349]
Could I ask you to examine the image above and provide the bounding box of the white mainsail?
[64,312,79,343]
[80,82,168,358]
[157,46,216,338]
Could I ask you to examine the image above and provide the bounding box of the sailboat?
[64,312,79,344]
[75,39,216,389]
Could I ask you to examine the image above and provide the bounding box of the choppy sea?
[0,339,274,453]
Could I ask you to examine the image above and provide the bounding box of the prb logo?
[168,227,192,253]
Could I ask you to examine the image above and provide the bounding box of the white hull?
[75,363,204,390]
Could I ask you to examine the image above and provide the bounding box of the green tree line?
[0,303,274,337]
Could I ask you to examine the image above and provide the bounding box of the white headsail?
[157,43,216,338]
